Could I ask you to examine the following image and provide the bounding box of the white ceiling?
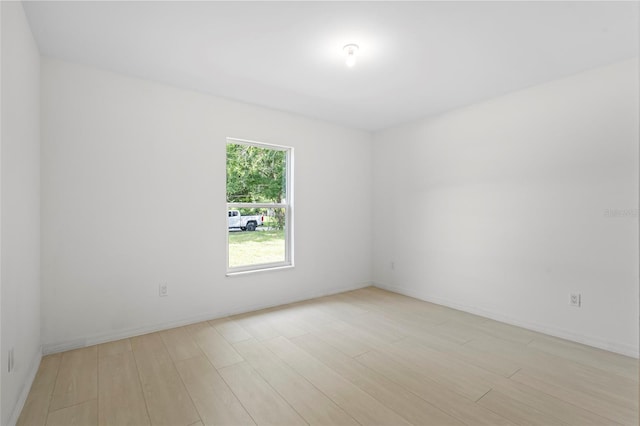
[24,1,639,131]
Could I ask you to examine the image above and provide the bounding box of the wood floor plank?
[511,369,637,425]
[234,338,359,426]
[131,333,200,426]
[407,333,521,377]
[266,311,310,339]
[471,319,540,345]
[426,320,483,344]
[517,361,638,408]
[49,346,98,411]
[160,326,204,362]
[344,311,407,342]
[336,291,453,330]
[312,328,374,357]
[281,313,342,335]
[217,361,307,426]
[17,354,61,426]
[314,296,369,320]
[285,302,337,328]
[98,339,132,359]
[17,394,50,426]
[467,334,637,389]
[187,322,244,368]
[208,317,252,343]
[292,333,465,426]
[332,291,385,314]
[338,298,522,377]
[321,317,393,348]
[428,305,490,325]
[18,287,639,426]
[98,351,150,426]
[354,288,426,310]
[230,312,281,341]
[354,349,514,425]
[350,289,464,328]
[356,288,485,325]
[264,336,412,426]
[46,399,97,426]
[491,376,620,425]
[30,354,62,395]
[357,302,448,332]
[528,335,639,379]
[477,390,566,426]
[331,313,500,401]
[175,355,255,426]
[376,337,496,401]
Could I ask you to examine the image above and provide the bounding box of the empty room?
[2,1,639,425]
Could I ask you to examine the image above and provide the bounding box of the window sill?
[226,264,294,277]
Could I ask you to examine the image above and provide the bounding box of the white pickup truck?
[228,210,264,231]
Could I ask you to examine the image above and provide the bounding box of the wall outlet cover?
[159,284,168,297]
[569,293,581,307]
[8,348,14,373]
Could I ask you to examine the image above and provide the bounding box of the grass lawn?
[228,228,285,268]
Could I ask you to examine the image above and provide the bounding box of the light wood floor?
[18,287,639,426]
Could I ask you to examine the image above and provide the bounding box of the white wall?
[1,3,3,422]
[372,59,639,357]
[41,58,372,352]
[1,2,42,424]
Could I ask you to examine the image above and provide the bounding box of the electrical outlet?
[159,284,168,297]
[569,293,581,307]
[8,348,14,373]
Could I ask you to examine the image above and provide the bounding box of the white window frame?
[226,138,294,275]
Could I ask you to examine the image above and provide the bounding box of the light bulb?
[343,44,359,68]
[346,54,356,68]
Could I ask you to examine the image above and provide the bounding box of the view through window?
[226,139,292,272]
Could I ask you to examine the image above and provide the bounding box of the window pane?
[226,144,286,203]
[228,208,287,268]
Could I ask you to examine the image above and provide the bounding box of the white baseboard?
[7,347,42,426]
[374,282,639,359]
[43,281,372,355]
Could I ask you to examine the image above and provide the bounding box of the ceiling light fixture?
[343,44,359,68]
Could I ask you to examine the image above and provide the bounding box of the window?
[226,138,293,273]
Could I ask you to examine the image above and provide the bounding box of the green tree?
[227,144,287,229]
